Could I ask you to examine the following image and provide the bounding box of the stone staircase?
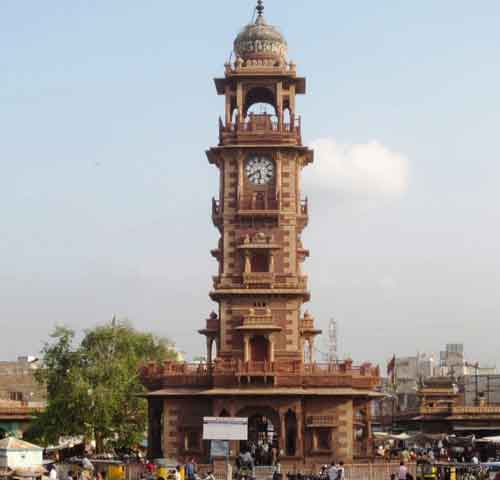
[254,466,275,480]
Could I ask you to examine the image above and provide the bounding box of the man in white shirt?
[328,462,338,480]
[49,467,57,480]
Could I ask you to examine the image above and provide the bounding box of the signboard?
[203,417,248,441]
[210,440,229,458]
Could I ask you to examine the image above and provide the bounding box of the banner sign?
[203,417,248,441]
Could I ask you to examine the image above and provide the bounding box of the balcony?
[238,192,280,216]
[219,114,302,146]
[212,274,308,293]
[236,308,282,334]
[140,359,381,390]
[243,272,275,288]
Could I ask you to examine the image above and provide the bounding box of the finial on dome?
[256,0,264,17]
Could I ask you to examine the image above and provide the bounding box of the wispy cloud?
[303,138,409,198]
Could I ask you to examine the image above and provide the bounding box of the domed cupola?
[234,0,288,66]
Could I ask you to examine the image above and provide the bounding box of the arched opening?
[247,102,276,116]
[237,407,280,466]
[285,409,298,456]
[250,336,268,362]
[244,87,276,117]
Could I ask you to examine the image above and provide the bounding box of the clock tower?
[142,2,380,467]
[204,0,318,369]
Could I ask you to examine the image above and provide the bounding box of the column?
[236,82,244,120]
[237,153,244,205]
[309,337,315,364]
[312,429,318,451]
[280,410,286,456]
[296,405,303,457]
[269,252,275,273]
[215,338,220,360]
[244,335,250,362]
[244,252,251,274]
[276,81,283,130]
[206,337,213,365]
[365,403,373,457]
[225,86,231,125]
[269,336,275,363]
[276,153,282,208]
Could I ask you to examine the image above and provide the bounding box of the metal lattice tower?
[328,318,338,362]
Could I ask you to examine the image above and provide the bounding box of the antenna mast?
[328,318,338,363]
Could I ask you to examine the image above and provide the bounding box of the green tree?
[29,321,176,451]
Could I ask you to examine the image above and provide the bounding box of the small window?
[9,392,23,402]
[318,428,331,451]
[251,253,269,273]
[184,430,201,452]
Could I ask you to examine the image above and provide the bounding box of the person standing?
[49,466,57,480]
[174,466,182,480]
[328,462,338,480]
[398,462,408,480]
[185,459,196,480]
[337,462,345,480]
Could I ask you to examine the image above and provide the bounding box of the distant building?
[0,357,46,438]
[463,374,500,406]
[0,357,45,404]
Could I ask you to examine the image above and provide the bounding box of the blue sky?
[1,1,499,368]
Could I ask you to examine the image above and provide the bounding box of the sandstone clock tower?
[204,0,318,369]
[143,2,380,467]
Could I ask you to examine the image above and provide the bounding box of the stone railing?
[141,359,380,390]
[242,272,274,287]
[300,317,314,330]
[419,405,451,415]
[219,114,302,146]
[452,405,500,415]
[305,415,337,427]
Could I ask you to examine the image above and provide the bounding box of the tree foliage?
[29,321,176,451]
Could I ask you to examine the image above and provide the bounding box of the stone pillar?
[206,337,213,365]
[312,429,318,451]
[277,81,283,130]
[269,252,275,273]
[365,403,373,457]
[225,86,231,125]
[296,404,303,457]
[236,82,243,119]
[215,338,220,359]
[244,335,250,362]
[279,410,286,456]
[269,336,275,363]
[244,252,251,274]
[309,337,315,364]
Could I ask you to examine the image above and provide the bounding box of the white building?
[0,437,43,474]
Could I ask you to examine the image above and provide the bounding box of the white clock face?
[245,155,275,185]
